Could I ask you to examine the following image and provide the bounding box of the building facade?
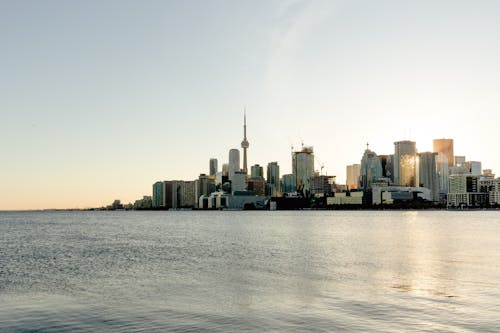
[394,140,418,187]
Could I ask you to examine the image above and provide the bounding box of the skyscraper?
[346,164,361,190]
[360,145,383,189]
[251,164,263,178]
[292,146,315,195]
[394,140,418,186]
[433,139,454,167]
[209,158,218,177]
[267,162,280,195]
[241,111,249,174]
[228,149,240,181]
[418,152,440,202]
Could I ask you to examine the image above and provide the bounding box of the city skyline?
[2,1,500,210]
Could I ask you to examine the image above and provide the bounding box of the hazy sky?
[2,0,500,210]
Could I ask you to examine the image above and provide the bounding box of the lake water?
[0,210,499,332]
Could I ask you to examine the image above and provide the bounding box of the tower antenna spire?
[241,108,249,174]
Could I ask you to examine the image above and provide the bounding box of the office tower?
[433,139,454,167]
[228,149,240,181]
[164,180,181,209]
[251,164,264,178]
[394,140,417,186]
[436,152,449,196]
[267,162,280,195]
[448,175,488,207]
[209,158,218,177]
[346,164,361,190]
[222,163,229,176]
[465,161,482,176]
[241,112,249,174]
[360,145,383,189]
[292,146,315,195]
[454,156,466,167]
[232,171,247,193]
[282,174,297,193]
[281,174,297,193]
[418,152,440,201]
[378,154,393,180]
[152,181,165,208]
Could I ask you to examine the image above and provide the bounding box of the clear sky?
[2,0,500,210]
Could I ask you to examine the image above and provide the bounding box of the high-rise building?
[232,171,247,193]
[282,174,297,193]
[292,146,315,195]
[433,139,454,167]
[241,111,249,174]
[209,158,218,177]
[346,164,361,190]
[152,181,165,208]
[360,146,383,189]
[454,156,466,167]
[418,152,440,202]
[247,177,266,196]
[251,164,264,178]
[378,155,393,181]
[448,174,489,207]
[228,149,240,181]
[394,140,418,186]
[198,174,216,198]
[436,152,449,197]
[266,162,280,194]
[465,161,482,176]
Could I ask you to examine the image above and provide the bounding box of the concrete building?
[209,158,218,177]
[447,174,489,208]
[489,178,500,205]
[251,164,264,178]
[267,162,280,195]
[292,146,315,195]
[393,140,418,187]
[152,181,165,208]
[282,174,297,193]
[232,171,247,193]
[327,191,363,205]
[433,138,454,167]
[360,146,383,189]
[346,164,361,190]
[372,185,432,205]
[379,155,394,181]
[228,149,240,181]
[197,174,216,198]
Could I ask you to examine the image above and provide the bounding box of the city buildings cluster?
[120,115,499,210]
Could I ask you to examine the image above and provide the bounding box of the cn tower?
[241,110,249,174]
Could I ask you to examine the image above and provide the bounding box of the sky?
[2,0,500,210]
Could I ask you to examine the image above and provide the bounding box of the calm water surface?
[0,211,499,332]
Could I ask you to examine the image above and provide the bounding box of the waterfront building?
[267,162,280,195]
[418,152,440,202]
[360,145,383,189]
[489,178,500,205]
[251,164,264,178]
[209,158,218,177]
[282,174,297,193]
[241,112,249,174]
[447,174,489,207]
[179,181,196,208]
[346,164,360,190]
[436,152,449,199]
[393,140,418,187]
[292,146,315,195]
[372,185,432,205]
[152,181,165,208]
[327,191,363,205]
[433,139,454,167]
[228,149,240,181]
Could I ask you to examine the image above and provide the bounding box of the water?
[1,210,499,332]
